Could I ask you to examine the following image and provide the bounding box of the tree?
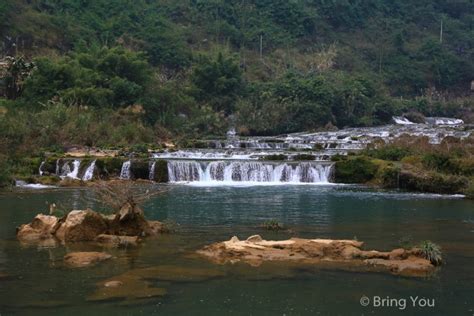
[191,52,242,113]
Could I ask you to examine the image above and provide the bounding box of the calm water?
[0,185,473,315]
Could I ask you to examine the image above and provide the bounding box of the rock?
[365,256,435,277]
[95,234,140,247]
[197,236,436,277]
[55,210,108,242]
[17,214,59,242]
[246,234,263,243]
[389,248,407,260]
[18,209,166,245]
[88,275,166,302]
[104,280,123,288]
[64,252,112,268]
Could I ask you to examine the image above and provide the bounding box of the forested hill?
[0,0,473,142]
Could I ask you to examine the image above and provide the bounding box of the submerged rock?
[95,234,140,247]
[88,275,166,302]
[64,251,112,268]
[197,235,435,277]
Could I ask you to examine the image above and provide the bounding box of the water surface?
[0,185,473,315]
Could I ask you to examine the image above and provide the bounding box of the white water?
[167,160,333,184]
[15,180,55,189]
[38,161,45,176]
[392,116,414,125]
[149,161,156,180]
[82,160,96,181]
[65,160,80,179]
[120,161,131,179]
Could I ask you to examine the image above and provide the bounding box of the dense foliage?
[0,1,473,177]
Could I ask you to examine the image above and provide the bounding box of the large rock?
[197,235,436,277]
[54,210,108,242]
[17,209,166,245]
[17,214,59,242]
[64,252,112,268]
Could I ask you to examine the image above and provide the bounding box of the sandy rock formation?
[55,210,108,242]
[64,252,112,268]
[17,214,59,243]
[197,235,436,277]
[17,209,166,245]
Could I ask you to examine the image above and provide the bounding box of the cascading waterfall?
[149,161,156,180]
[65,160,81,179]
[120,161,131,179]
[167,160,333,184]
[82,160,96,181]
[38,161,45,176]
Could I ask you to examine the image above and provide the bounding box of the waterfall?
[149,161,156,180]
[65,160,81,179]
[55,159,61,175]
[39,161,45,175]
[82,160,96,181]
[167,160,333,184]
[120,161,131,179]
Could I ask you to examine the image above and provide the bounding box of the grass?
[418,240,442,266]
[260,220,285,231]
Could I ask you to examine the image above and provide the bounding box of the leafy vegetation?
[260,220,285,231]
[1,1,473,186]
[418,240,443,266]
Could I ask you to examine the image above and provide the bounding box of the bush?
[261,154,288,161]
[377,164,400,188]
[418,241,442,266]
[334,157,378,183]
[0,156,12,187]
[260,220,285,231]
[292,154,316,161]
[422,153,452,172]
[365,146,412,161]
[464,181,474,199]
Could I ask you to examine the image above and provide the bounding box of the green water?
[0,185,473,315]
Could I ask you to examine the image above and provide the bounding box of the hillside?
[0,0,473,150]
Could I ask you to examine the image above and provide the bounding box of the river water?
[0,185,473,315]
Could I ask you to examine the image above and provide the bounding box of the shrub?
[260,220,285,231]
[403,111,426,123]
[365,146,412,161]
[464,181,474,199]
[418,241,442,266]
[334,156,378,183]
[422,153,452,172]
[261,154,288,161]
[292,154,316,161]
[377,164,400,188]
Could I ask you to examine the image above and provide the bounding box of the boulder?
[17,214,59,242]
[64,252,112,268]
[54,210,108,242]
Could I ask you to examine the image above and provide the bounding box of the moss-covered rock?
[261,154,288,161]
[152,160,168,183]
[334,157,378,183]
[292,154,316,161]
[99,157,126,178]
[130,160,149,180]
